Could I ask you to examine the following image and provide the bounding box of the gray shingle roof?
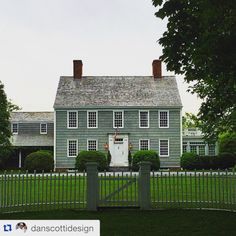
[54,76,182,109]
[10,135,54,147]
[10,112,54,122]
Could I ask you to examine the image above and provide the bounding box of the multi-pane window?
[40,123,47,134]
[87,139,97,151]
[67,111,78,128]
[208,144,216,156]
[159,139,169,157]
[190,145,197,154]
[198,145,205,156]
[183,142,187,153]
[67,140,78,157]
[12,123,18,134]
[139,111,149,128]
[113,111,124,128]
[139,139,149,150]
[87,111,98,128]
[189,142,205,155]
[159,111,169,128]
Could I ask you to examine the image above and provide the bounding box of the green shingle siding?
[55,108,181,168]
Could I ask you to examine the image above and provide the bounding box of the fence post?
[86,162,99,211]
[139,161,151,210]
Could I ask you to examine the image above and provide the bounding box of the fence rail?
[0,165,235,212]
[0,171,86,213]
[151,170,236,211]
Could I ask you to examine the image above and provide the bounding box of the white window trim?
[67,111,78,129]
[113,110,124,128]
[139,139,150,150]
[139,110,149,128]
[87,139,98,151]
[67,139,78,157]
[87,110,98,128]
[158,110,169,128]
[12,123,18,134]
[40,123,47,134]
[159,139,169,157]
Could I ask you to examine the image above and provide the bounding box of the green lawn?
[0,209,235,236]
[1,172,235,212]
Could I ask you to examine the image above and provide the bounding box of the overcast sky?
[0,0,201,114]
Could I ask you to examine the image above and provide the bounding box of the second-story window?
[40,123,47,134]
[87,111,98,128]
[67,111,78,128]
[12,123,18,134]
[139,111,149,128]
[159,110,169,128]
[113,111,124,128]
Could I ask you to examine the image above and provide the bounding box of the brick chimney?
[73,60,83,79]
[152,59,162,79]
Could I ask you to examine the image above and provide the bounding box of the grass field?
[0,209,235,236]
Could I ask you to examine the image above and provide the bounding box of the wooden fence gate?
[98,172,139,207]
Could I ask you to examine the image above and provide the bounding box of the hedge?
[24,150,54,172]
[181,152,235,170]
[75,151,108,171]
[132,150,160,171]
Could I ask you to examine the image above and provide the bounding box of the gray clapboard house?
[10,112,54,168]
[183,128,218,156]
[53,60,183,170]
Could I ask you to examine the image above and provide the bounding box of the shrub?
[24,150,54,172]
[75,151,108,171]
[132,150,160,171]
[218,132,236,154]
[128,150,132,169]
[180,152,199,170]
[107,150,111,166]
[217,152,235,169]
[181,152,235,170]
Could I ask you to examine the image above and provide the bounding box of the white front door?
[109,135,128,166]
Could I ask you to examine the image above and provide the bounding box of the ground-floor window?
[67,139,78,157]
[208,144,216,156]
[183,142,187,153]
[87,139,97,151]
[139,139,149,150]
[183,141,217,156]
[159,139,169,157]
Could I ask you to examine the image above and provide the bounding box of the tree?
[218,132,236,154]
[182,112,199,129]
[152,0,236,141]
[0,81,12,168]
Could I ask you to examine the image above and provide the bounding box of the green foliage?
[24,150,54,172]
[218,132,236,154]
[181,152,200,170]
[132,150,160,171]
[152,0,236,141]
[182,112,200,129]
[128,150,132,169]
[0,81,12,168]
[181,152,235,170]
[107,150,111,166]
[0,81,20,169]
[217,152,235,169]
[75,151,108,171]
